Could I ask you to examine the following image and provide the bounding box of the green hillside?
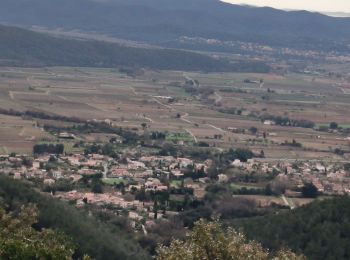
[0,175,150,260]
[234,197,350,260]
[0,25,270,72]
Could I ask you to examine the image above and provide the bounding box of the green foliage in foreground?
[0,205,76,259]
[157,219,303,260]
[0,175,150,260]
[234,197,350,260]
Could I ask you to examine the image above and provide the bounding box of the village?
[0,148,349,228]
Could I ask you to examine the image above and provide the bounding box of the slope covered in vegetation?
[0,25,269,72]
[0,205,77,259]
[234,197,350,260]
[157,219,303,260]
[0,175,150,260]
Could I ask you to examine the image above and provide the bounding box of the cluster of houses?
[230,159,350,195]
[0,152,212,222]
[1,151,349,224]
[282,162,350,196]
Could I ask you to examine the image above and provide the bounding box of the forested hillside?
[234,197,350,260]
[0,175,150,260]
[0,25,258,72]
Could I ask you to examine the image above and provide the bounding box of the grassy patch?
[286,197,295,208]
[230,183,263,191]
[102,178,128,185]
[167,86,192,98]
[170,180,182,188]
[0,146,8,155]
[166,132,193,143]
[169,194,185,202]
[316,123,350,129]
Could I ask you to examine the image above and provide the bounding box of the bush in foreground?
[0,204,78,259]
[156,219,304,260]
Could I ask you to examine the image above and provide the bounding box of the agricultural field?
[0,114,54,154]
[0,66,349,160]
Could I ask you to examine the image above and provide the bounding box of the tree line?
[260,114,315,128]
[33,143,64,155]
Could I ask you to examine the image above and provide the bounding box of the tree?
[260,150,265,158]
[153,199,159,220]
[141,123,148,130]
[91,179,103,194]
[135,188,149,202]
[270,177,289,195]
[0,204,76,259]
[33,143,64,155]
[334,148,345,156]
[234,148,254,162]
[301,183,318,198]
[101,143,117,157]
[345,163,350,172]
[250,127,258,135]
[329,122,338,129]
[22,157,33,167]
[156,219,303,260]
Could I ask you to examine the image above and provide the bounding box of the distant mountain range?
[0,0,349,53]
[323,12,350,18]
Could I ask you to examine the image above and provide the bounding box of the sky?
[222,0,350,15]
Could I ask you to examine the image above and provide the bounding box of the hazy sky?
[222,0,350,13]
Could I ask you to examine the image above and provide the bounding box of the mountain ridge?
[0,0,349,53]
